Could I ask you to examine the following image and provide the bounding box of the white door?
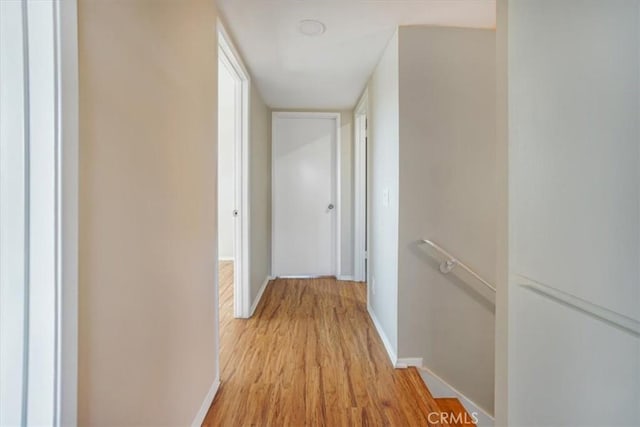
[272,113,338,277]
[507,1,639,425]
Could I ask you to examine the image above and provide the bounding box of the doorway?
[353,91,368,283]
[271,112,341,277]
[217,22,249,320]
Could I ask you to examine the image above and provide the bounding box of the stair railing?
[419,239,496,303]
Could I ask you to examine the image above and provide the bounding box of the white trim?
[190,377,220,427]
[418,366,494,427]
[0,3,29,423]
[217,21,250,81]
[55,0,78,425]
[217,20,251,319]
[336,275,354,281]
[218,256,234,262]
[249,276,274,316]
[395,357,423,369]
[367,303,397,367]
[271,111,342,277]
[353,90,368,283]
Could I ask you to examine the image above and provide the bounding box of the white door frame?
[217,21,250,318]
[271,111,341,277]
[353,91,368,283]
[0,1,79,424]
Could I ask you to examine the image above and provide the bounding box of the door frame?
[271,111,342,278]
[0,0,79,424]
[217,21,250,318]
[353,90,368,283]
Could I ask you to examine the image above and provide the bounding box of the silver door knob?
[328,204,334,210]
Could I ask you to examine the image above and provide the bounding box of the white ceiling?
[218,1,496,110]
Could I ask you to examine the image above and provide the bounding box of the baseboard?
[418,366,494,427]
[337,275,354,281]
[191,376,220,427]
[218,257,234,262]
[366,303,398,367]
[250,276,274,316]
[395,357,423,368]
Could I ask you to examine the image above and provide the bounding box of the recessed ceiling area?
[218,0,496,109]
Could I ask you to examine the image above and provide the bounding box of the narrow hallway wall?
[366,31,400,357]
[78,0,219,424]
[397,26,497,414]
[249,87,272,304]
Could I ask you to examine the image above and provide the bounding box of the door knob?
[328,204,335,210]
[233,210,239,217]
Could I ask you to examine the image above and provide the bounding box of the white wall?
[367,31,400,355]
[506,1,639,425]
[396,26,497,414]
[218,62,236,260]
[249,86,272,303]
[78,1,219,424]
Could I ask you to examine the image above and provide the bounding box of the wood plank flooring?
[217,261,235,360]
[434,398,476,427]
[205,264,445,426]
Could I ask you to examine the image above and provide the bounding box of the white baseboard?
[218,256,234,262]
[250,276,273,316]
[337,275,354,281]
[396,357,423,368]
[191,377,220,427]
[418,366,494,427]
[366,303,398,367]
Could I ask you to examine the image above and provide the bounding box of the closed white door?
[272,113,338,277]
[507,1,639,425]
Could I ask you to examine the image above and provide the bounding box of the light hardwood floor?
[205,262,444,426]
[217,261,235,360]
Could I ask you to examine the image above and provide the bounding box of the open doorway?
[354,90,368,283]
[217,22,250,326]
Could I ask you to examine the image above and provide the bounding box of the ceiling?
[218,1,496,110]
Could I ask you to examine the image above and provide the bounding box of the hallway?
[204,267,443,426]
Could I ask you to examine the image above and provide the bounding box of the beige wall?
[78,1,219,425]
[249,87,272,303]
[396,26,497,414]
[364,26,496,412]
[494,0,509,423]
[366,31,400,354]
